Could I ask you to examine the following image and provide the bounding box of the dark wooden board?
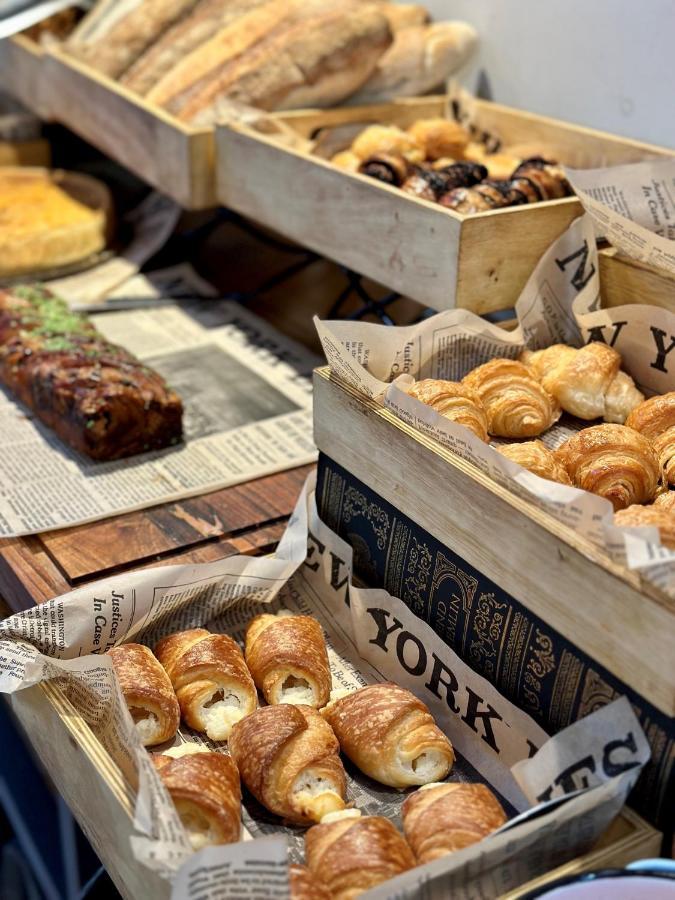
[0,465,313,613]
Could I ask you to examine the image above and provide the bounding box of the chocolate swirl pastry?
[439,179,529,213]
[511,157,573,200]
[359,153,411,186]
[0,285,183,460]
[402,161,488,201]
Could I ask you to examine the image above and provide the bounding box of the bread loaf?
[348,21,477,106]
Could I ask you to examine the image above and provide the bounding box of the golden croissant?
[625,392,675,486]
[401,782,507,865]
[614,504,675,550]
[305,812,415,900]
[463,358,559,438]
[245,612,332,708]
[407,379,488,441]
[322,682,454,788]
[494,440,572,485]
[653,491,675,512]
[155,628,257,741]
[229,704,347,825]
[288,864,332,900]
[152,751,241,850]
[108,643,180,747]
[557,424,659,510]
[521,342,643,423]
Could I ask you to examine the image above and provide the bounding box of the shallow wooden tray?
[216,97,673,314]
[0,35,49,118]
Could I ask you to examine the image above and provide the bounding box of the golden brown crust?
[493,440,572,485]
[626,392,675,486]
[154,628,257,741]
[108,643,179,747]
[407,379,488,441]
[614,504,675,550]
[152,751,241,847]
[245,614,332,708]
[401,783,507,864]
[288,864,332,900]
[521,343,643,423]
[322,683,454,788]
[229,704,347,824]
[653,491,675,512]
[305,815,415,900]
[406,118,469,161]
[557,424,660,511]
[351,125,424,163]
[463,358,560,438]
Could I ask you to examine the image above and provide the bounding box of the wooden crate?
[0,35,49,118]
[39,48,216,209]
[600,247,675,315]
[7,675,661,900]
[216,97,673,314]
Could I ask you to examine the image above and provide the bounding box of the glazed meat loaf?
[0,285,183,460]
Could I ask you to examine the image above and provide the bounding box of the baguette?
[348,21,477,106]
[163,4,392,121]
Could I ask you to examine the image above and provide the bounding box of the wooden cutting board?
[0,464,313,613]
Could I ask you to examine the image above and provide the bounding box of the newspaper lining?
[315,157,675,595]
[0,473,650,898]
[0,300,317,536]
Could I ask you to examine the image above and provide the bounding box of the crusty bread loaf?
[122,0,270,96]
[348,21,477,106]
[157,3,392,121]
[67,0,201,79]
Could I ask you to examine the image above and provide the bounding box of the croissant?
[626,393,675,485]
[155,628,257,741]
[614,505,675,550]
[351,125,424,163]
[289,864,332,900]
[229,704,347,825]
[557,424,660,510]
[407,378,488,441]
[245,612,332,708]
[406,118,469,161]
[653,491,675,512]
[462,359,560,438]
[108,643,179,747]
[494,440,572,485]
[401,782,507,865]
[521,343,644,423]
[322,683,454,788]
[152,751,241,850]
[305,811,415,900]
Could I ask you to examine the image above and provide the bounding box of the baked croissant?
[463,359,560,438]
[401,782,507,864]
[626,393,675,485]
[653,491,675,512]
[245,612,332,708]
[494,440,572,485]
[155,628,257,741]
[614,505,675,550]
[521,343,644,423]
[406,118,469,161]
[351,125,424,163]
[322,683,454,788]
[229,704,347,825]
[305,811,416,900]
[153,751,241,850]
[557,424,660,510]
[108,643,179,747]
[289,864,332,900]
[407,378,488,441]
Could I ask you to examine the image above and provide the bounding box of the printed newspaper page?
[0,475,649,898]
[0,300,318,536]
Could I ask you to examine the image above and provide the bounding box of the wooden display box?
[0,35,49,118]
[313,367,675,833]
[8,649,662,900]
[216,97,673,314]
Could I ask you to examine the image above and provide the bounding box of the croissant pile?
[108,609,507,897]
[332,119,573,213]
[404,342,675,549]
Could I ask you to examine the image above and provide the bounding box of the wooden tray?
[0,35,49,118]
[216,97,673,314]
[312,368,675,722]
[8,675,661,900]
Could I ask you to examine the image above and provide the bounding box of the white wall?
[424,0,675,148]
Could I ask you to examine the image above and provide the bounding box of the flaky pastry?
[494,439,572,485]
[625,392,675,486]
[614,504,675,550]
[288,864,332,900]
[108,643,179,747]
[155,628,257,741]
[463,358,560,438]
[351,125,424,163]
[557,424,659,510]
[407,378,488,441]
[322,682,454,788]
[406,117,468,161]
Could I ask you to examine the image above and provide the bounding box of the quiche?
[0,167,111,278]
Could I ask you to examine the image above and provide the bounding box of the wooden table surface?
[0,464,313,615]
